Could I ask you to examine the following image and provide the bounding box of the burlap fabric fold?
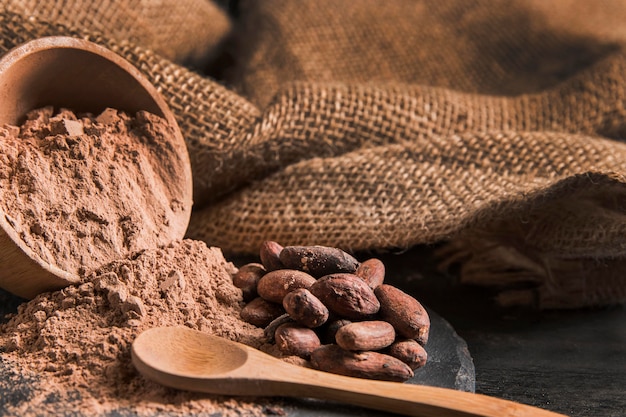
[3,0,230,67]
[2,1,626,309]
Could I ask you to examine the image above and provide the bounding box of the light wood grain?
[132,326,569,417]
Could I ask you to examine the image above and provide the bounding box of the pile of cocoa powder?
[0,239,270,416]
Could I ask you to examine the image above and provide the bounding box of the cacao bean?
[232,262,265,301]
[310,344,413,382]
[260,241,284,272]
[240,297,285,328]
[335,321,395,351]
[387,339,428,370]
[374,284,430,344]
[309,273,380,319]
[275,323,321,359]
[354,258,385,289]
[279,245,359,277]
[282,288,329,328]
[257,269,316,303]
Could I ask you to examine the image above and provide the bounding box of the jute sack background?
[222,0,626,108]
[3,0,230,67]
[1,1,626,309]
[191,0,626,309]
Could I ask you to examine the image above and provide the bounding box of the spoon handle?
[269,366,568,417]
[130,327,569,417]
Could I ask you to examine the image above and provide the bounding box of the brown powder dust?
[0,107,190,277]
[0,239,269,416]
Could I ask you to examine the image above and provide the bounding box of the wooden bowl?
[0,37,192,299]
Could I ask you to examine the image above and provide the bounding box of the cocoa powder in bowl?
[0,106,192,296]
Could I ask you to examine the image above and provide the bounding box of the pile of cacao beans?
[232,241,430,382]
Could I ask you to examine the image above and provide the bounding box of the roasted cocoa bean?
[232,262,265,301]
[257,269,316,303]
[310,344,413,382]
[374,284,430,344]
[354,258,385,289]
[335,321,395,351]
[387,339,428,370]
[275,323,321,359]
[240,297,285,328]
[260,241,284,272]
[309,273,380,319]
[282,288,329,328]
[279,245,359,277]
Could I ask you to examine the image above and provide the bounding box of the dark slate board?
[0,286,474,416]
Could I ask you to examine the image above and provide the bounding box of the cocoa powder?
[0,106,190,277]
[0,239,269,416]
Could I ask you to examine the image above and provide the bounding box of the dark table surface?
[374,245,626,417]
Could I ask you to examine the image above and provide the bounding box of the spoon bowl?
[0,37,192,299]
[132,326,568,417]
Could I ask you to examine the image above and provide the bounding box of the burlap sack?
[222,0,626,108]
[3,0,230,67]
[1,1,626,309]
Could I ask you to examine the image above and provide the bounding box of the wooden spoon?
[131,326,568,417]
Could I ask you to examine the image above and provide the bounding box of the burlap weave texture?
[2,1,626,309]
[3,0,230,67]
